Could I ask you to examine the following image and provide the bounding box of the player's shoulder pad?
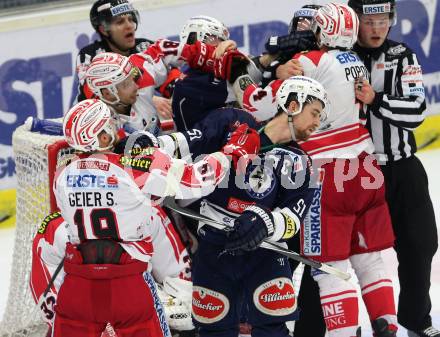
[386,40,412,57]
[222,107,260,129]
[268,146,310,173]
[295,49,325,66]
[271,145,308,159]
[292,50,309,59]
[267,146,309,167]
[78,40,108,60]
[38,211,62,234]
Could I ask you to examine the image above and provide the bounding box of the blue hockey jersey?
[159,107,316,244]
[171,68,240,132]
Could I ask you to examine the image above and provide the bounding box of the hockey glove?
[225,205,275,252]
[262,59,281,86]
[214,49,250,83]
[114,130,159,155]
[158,67,182,98]
[221,123,260,174]
[265,30,317,56]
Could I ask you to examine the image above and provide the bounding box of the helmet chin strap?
[111,100,130,110]
[287,112,297,142]
[100,87,131,111]
[282,102,303,142]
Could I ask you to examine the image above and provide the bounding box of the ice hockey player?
[48,98,259,336]
[82,37,237,134]
[74,0,175,119]
[230,3,399,336]
[30,207,193,335]
[158,75,327,337]
[257,4,321,86]
[172,15,261,131]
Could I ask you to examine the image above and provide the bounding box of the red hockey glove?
[221,123,260,174]
[214,49,250,83]
[158,67,182,98]
[183,40,216,73]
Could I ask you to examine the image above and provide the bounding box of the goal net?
[0,123,69,337]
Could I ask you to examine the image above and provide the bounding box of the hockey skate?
[408,326,440,337]
[372,318,397,337]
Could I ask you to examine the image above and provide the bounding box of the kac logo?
[244,164,276,199]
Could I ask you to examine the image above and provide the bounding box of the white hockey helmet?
[179,15,230,45]
[311,2,359,49]
[63,99,117,152]
[276,76,328,120]
[86,52,137,105]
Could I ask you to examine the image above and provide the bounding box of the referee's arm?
[369,52,426,131]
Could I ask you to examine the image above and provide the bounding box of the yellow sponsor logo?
[129,147,155,156]
[119,156,152,171]
[38,211,62,234]
[282,214,297,240]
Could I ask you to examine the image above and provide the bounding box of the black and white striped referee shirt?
[354,40,426,163]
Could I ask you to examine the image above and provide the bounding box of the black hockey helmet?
[90,0,140,33]
[288,4,322,34]
[348,0,396,25]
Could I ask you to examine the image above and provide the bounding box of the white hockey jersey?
[53,148,229,262]
[82,39,219,132]
[242,49,375,159]
[30,206,191,328]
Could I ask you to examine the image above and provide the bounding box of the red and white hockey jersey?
[82,39,218,132]
[30,212,67,327]
[243,49,375,159]
[53,147,228,262]
[30,206,190,328]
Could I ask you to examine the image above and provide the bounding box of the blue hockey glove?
[113,130,159,155]
[225,205,275,252]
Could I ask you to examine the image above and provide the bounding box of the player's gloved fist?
[214,49,250,83]
[265,31,317,56]
[221,123,260,174]
[225,205,275,252]
[113,130,159,155]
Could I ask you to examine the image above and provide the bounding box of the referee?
[349,1,439,336]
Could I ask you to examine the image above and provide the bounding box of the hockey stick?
[163,198,350,281]
[417,133,439,150]
[21,257,65,335]
[42,257,65,298]
[34,257,64,315]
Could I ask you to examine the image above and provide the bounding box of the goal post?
[0,124,68,337]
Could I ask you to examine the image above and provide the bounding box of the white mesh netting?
[0,124,67,337]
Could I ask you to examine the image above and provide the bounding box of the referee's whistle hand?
[355,79,375,105]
